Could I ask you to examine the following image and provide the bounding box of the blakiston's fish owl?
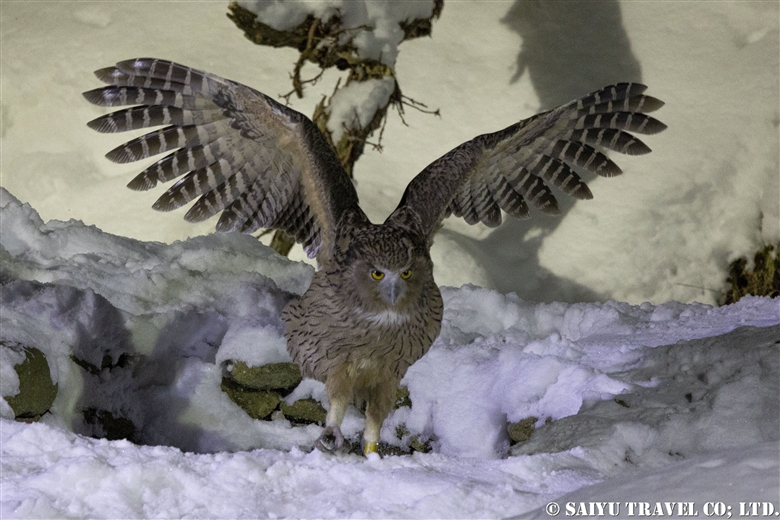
[84,59,665,455]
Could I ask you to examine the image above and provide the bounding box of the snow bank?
[2,188,779,517]
[1,187,316,452]
[1,278,139,438]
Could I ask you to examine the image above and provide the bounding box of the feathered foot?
[315,425,345,453]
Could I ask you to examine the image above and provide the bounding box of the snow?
[326,76,396,144]
[2,188,779,517]
[237,1,437,66]
[1,1,779,518]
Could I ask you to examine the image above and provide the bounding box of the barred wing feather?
[83,58,361,260]
[392,83,665,237]
[85,63,665,255]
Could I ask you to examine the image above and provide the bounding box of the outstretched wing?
[390,83,665,238]
[83,58,362,260]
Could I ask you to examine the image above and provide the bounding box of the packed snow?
[2,189,779,517]
[2,1,779,518]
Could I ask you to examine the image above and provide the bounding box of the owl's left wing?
[83,58,363,260]
[389,83,666,240]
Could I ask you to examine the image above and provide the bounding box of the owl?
[84,58,665,455]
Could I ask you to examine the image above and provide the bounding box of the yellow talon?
[364,441,378,456]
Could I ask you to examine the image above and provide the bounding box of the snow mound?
[1,187,779,517]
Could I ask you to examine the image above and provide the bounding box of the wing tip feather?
[83,88,109,106]
[105,146,133,164]
[127,174,157,192]
[152,195,177,212]
[537,197,561,215]
[573,183,594,200]
[639,95,665,113]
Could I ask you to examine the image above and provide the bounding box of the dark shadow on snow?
[459,0,643,303]
[502,0,642,110]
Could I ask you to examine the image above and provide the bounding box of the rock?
[394,423,432,454]
[376,443,408,457]
[409,435,431,453]
[395,386,412,408]
[220,378,280,420]
[4,345,58,421]
[83,408,136,441]
[508,416,538,444]
[280,398,326,425]
[1,278,140,437]
[225,361,301,391]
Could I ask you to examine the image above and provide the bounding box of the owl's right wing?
[83,58,362,260]
[390,83,665,241]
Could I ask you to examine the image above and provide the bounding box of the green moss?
[225,361,302,391]
[280,398,326,425]
[507,416,538,444]
[394,422,432,454]
[395,386,412,408]
[221,378,281,420]
[408,435,432,453]
[722,243,780,304]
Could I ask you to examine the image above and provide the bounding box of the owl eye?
[371,270,385,280]
[400,269,413,280]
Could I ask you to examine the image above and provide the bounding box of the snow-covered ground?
[1,1,777,305]
[2,2,779,518]
[2,189,779,517]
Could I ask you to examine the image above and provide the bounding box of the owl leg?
[316,372,351,453]
[362,379,397,456]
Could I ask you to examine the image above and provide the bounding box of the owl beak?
[379,274,406,306]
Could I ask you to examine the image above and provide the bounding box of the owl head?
[339,221,433,315]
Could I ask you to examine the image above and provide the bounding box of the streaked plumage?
[84,58,665,455]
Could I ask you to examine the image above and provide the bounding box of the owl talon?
[315,425,345,453]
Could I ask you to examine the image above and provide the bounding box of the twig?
[401,94,440,116]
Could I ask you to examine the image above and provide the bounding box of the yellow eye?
[401,269,413,280]
[371,270,385,280]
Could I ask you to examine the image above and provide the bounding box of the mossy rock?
[723,243,780,304]
[225,361,301,391]
[394,424,432,454]
[408,435,432,453]
[5,346,58,421]
[395,386,412,408]
[221,378,280,420]
[508,416,538,444]
[280,397,326,425]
